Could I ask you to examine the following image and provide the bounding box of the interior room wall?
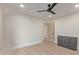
[1,5,46,50]
[51,12,79,50]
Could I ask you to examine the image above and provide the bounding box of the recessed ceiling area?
[2,3,79,20]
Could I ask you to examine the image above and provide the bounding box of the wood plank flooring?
[0,41,79,55]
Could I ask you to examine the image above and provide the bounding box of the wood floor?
[0,41,79,55]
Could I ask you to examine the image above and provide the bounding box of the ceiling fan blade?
[48,3,57,10]
[37,10,47,12]
[50,11,56,14]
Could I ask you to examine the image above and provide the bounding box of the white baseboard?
[2,40,43,51]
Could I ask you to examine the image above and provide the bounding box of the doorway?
[43,23,55,42]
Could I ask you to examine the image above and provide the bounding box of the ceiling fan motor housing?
[48,4,51,7]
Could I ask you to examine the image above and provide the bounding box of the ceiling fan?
[37,3,57,15]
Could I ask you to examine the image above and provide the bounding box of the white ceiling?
[2,3,79,20]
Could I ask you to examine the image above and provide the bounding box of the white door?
[43,23,55,42]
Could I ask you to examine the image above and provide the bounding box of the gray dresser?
[57,36,77,50]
